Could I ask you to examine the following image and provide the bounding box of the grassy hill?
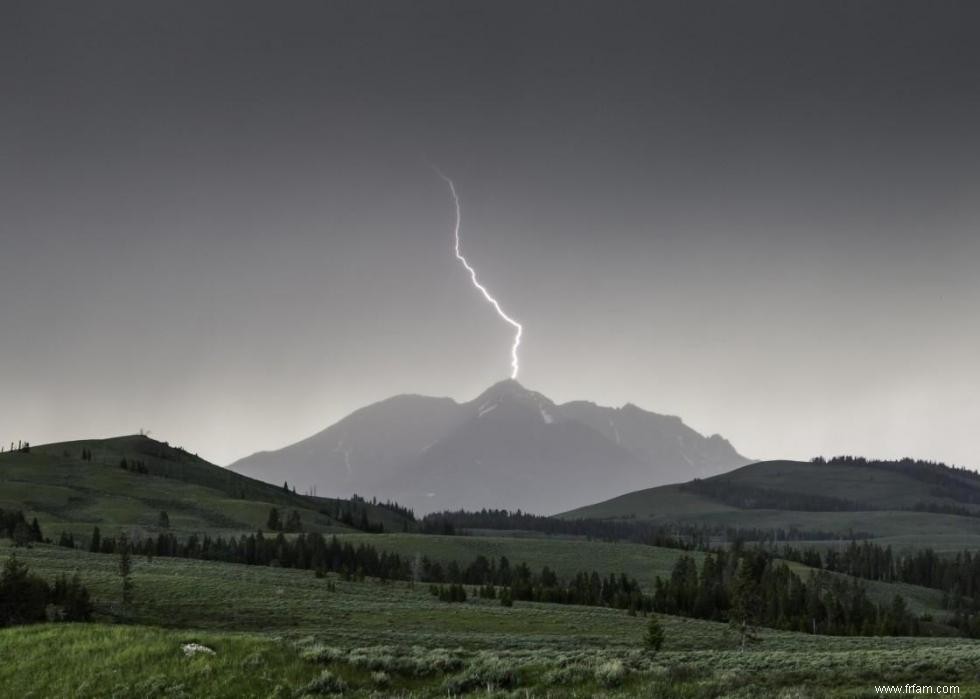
[686,458,980,512]
[562,459,980,550]
[0,435,411,539]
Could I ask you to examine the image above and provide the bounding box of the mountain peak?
[469,378,556,408]
[479,378,528,397]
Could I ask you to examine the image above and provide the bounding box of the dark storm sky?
[3,1,979,467]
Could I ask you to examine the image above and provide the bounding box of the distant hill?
[230,379,750,515]
[561,457,980,549]
[0,435,412,539]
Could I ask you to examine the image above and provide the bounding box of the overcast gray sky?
[3,0,978,468]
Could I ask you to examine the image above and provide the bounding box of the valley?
[4,432,980,696]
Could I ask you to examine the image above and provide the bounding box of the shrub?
[346,647,395,672]
[405,648,464,676]
[301,670,348,695]
[300,644,346,664]
[668,663,698,684]
[594,659,627,688]
[542,665,590,686]
[443,655,520,694]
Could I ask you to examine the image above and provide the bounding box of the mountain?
[0,435,412,538]
[230,394,464,501]
[229,380,750,515]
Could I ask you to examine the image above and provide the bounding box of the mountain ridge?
[559,455,980,548]
[229,380,751,514]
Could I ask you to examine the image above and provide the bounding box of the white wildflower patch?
[181,643,216,657]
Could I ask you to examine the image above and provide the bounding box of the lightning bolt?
[436,170,523,380]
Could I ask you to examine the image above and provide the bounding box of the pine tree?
[12,521,32,548]
[0,555,48,625]
[51,572,93,622]
[645,614,666,652]
[730,558,761,651]
[89,526,101,553]
[118,533,134,606]
[267,507,282,532]
[284,510,303,533]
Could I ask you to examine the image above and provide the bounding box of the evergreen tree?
[158,511,170,529]
[645,614,666,652]
[89,526,101,553]
[729,558,761,651]
[284,510,303,533]
[267,507,282,532]
[50,573,93,622]
[12,521,32,548]
[0,555,48,626]
[29,518,42,542]
[118,533,134,606]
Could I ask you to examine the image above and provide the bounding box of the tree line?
[814,455,980,505]
[75,526,654,612]
[350,494,416,522]
[420,508,867,546]
[419,508,709,549]
[0,556,93,627]
[774,539,980,635]
[0,509,44,547]
[653,549,920,640]
[776,539,980,596]
[1,441,31,453]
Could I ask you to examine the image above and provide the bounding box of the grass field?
[3,542,980,697]
[3,622,980,698]
[0,540,953,645]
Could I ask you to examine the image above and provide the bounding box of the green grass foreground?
[4,623,980,698]
[5,542,980,696]
[0,624,319,697]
